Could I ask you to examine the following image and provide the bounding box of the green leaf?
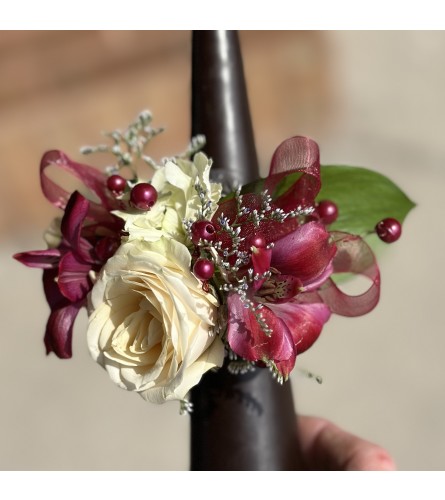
[318,165,415,235]
[219,177,265,203]
[272,171,302,199]
[241,177,265,196]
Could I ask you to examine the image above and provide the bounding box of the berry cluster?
[106,175,158,211]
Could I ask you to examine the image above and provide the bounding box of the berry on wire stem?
[375,217,402,243]
[191,220,216,245]
[315,200,338,225]
[107,174,127,194]
[130,183,158,210]
[193,258,215,280]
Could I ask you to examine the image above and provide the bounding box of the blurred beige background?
[1,31,443,470]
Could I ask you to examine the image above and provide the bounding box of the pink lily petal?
[13,248,61,269]
[265,136,321,211]
[301,261,334,292]
[42,268,83,358]
[271,221,336,284]
[267,300,331,355]
[58,251,92,302]
[251,246,272,291]
[93,236,121,263]
[44,302,82,358]
[227,293,295,370]
[61,191,94,263]
[256,274,302,303]
[275,275,302,301]
[40,150,118,223]
[307,233,380,317]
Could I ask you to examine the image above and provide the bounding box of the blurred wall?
[0,31,331,237]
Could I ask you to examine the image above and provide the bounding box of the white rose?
[87,237,224,403]
[114,152,222,243]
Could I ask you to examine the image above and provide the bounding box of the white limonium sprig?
[194,178,217,220]
[266,360,285,385]
[179,398,194,415]
[227,359,256,375]
[80,110,164,174]
[181,134,207,159]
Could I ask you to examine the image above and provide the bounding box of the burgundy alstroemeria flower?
[212,136,381,378]
[14,151,123,358]
[226,225,381,378]
[227,221,335,377]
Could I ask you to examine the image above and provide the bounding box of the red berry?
[107,174,127,194]
[375,218,402,243]
[191,220,216,245]
[193,258,214,280]
[130,183,158,210]
[249,233,266,248]
[316,200,338,225]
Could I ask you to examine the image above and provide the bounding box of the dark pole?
[190,30,303,471]
[191,30,259,190]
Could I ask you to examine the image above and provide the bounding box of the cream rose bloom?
[114,152,221,243]
[87,237,224,403]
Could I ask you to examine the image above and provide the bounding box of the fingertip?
[344,445,396,471]
[297,415,397,471]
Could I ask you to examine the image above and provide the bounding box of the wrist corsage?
[14,111,414,407]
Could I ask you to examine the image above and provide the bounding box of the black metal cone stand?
[190,30,303,471]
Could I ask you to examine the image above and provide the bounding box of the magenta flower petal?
[257,274,301,303]
[267,300,331,355]
[44,302,82,358]
[265,136,321,211]
[278,275,302,300]
[61,191,94,263]
[251,247,272,291]
[227,293,295,370]
[13,248,61,269]
[42,268,83,358]
[58,251,92,302]
[15,152,125,360]
[271,221,336,283]
[301,261,334,292]
[61,191,89,246]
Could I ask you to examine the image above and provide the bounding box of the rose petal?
[271,221,336,283]
[227,293,295,370]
